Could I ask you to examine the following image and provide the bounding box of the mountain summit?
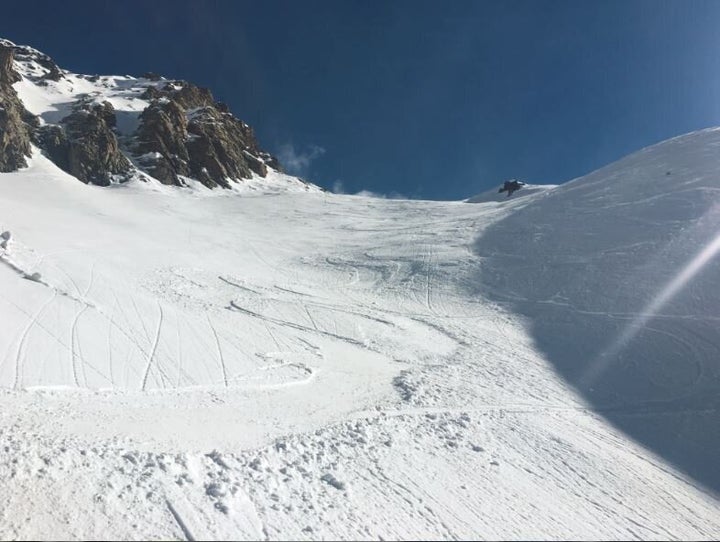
[0,38,313,191]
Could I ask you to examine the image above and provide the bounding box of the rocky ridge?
[0,38,288,189]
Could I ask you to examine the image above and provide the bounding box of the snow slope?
[472,128,720,492]
[0,130,718,539]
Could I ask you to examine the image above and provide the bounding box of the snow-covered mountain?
[0,38,318,193]
[0,40,718,540]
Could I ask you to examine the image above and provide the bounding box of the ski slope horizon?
[0,126,719,539]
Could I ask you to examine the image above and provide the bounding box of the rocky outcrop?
[0,40,129,184]
[37,101,132,185]
[0,44,32,171]
[133,81,280,188]
[1,38,285,188]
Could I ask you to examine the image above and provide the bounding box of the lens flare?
[582,215,720,386]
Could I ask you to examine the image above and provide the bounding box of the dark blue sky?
[4,1,720,199]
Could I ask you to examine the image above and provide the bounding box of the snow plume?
[332,180,345,194]
[355,189,407,199]
[277,143,325,176]
[332,181,406,199]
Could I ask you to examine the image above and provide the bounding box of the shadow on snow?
[467,151,720,496]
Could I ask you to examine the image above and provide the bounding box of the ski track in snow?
[165,499,197,542]
[141,302,164,391]
[0,120,718,538]
[12,290,57,390]
[206,314,229,388]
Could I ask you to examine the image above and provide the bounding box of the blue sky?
[4,0,720,199]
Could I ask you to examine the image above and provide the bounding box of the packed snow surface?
[0,129,719,539]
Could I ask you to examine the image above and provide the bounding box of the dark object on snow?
[498,179,524,197]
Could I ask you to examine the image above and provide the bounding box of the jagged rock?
[141,72,162,81]
[244,153,268,177]
[173,83,214,109]
[186,135,230,188]
[185,107,256,185]
[37,104,132,185]
[0,44,20,85]
[35,125,70,171]
[0,101,32,172]
[140,86,162,101]
[0,44,32,171]
[92,101,116,129]
[139,81,214,110]
[132,81,275,188]
[21,107,40,131]
[62,107,131,185]
[134,100,191,185]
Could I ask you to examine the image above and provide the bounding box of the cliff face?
[133,81,275,188]
[0,38,283,188]
[0,44,32,172]
[36,100,133,185]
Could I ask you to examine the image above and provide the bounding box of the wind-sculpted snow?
[0,143,718,538]
[472,127,720,493]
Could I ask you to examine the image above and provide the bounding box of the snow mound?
[472,127,720,492]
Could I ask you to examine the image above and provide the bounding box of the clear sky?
[4,0,720,199]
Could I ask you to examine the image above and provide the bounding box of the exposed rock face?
[37,101,132,185]
[0,45,20,85]
[186,106,260,184]
[134,100,192,185]
[0,44,32,171]
[133,81,279,188]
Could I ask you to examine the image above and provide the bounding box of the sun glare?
[582,204,720,387]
